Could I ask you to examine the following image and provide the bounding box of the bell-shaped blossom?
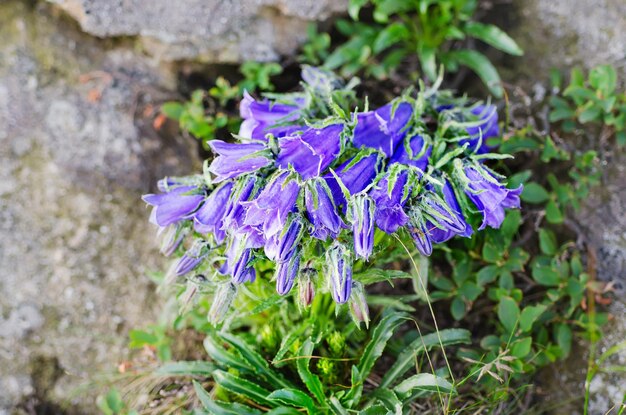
[369,170,412,233]
[305,179,347,240]
[193,182,233,243]
[222,175,258,231]
[325,152,380,208]
[239,91,303,140]
[390,135,431,172]
[265,215,303,262]
[463,105,499,154]
[326,243,352,304]
[174,240,209,276]
[276,124,343,179]
[428,181,473,244]
[353,102,413,157]
[348,194,375,260]
[208,140,272,183]
[409,221,433,256]
[464,167,522,230]
[143,185,204,228]
[276,252,300,295]
[243,171,300,238]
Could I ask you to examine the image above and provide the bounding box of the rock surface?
[47,0,348,62]
[508,0,626,413]
[0,1,199,412]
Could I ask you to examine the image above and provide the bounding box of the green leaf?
[539,228,558,255]
[193,380,262,415]
[296,339,325,404]
[220,333,294,389]
[459,281,483,302]
[497,296,520,333]
[203,335,253,373]
[450,296,466,321]
[477,265,499,286]
[521,182,550,204]
[268,389,316,412]
[531,259,561,286]
[545,199,564,224]
[555,323,573,358]
[418,46,437,81]
[129,329,158,347]
[161,102,184,120]
[373,23,409,54]
[155,361,216,376]
[348,0,368,20]
[465,22,523,56]
[354,269,412,285]
[511,337,532,358]
[266,408,303,415]
[519,304,548,332]
[213,370,274,407]
[446,49,503,97]
[589,64,617,96]
[380,329,471,389]
[328,397,349,415]
[370,388,402,414]
[578,105,602,123]
[394,373,454,397]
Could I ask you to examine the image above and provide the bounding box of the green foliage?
[96,389,138,415]
[301,0,522,96]
[161,62,283,149]
[550,65,626,146]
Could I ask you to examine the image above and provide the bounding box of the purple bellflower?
[243,170,300,239]
[464,105,499,154]
[464,166,522,230]
[353,102,413,157]
[143,185,204,228]
[369,169,412,233]
[324,152,380,208]
[221,175,258,231]
[276,252,300,295]
[348,194,376,260]
[326,242,352,304]
[193,182,233,243]
[305,179,347,240]
[208,140,272,183]
[173,240,208,276]
[276,124,343,179]
[239,91,303,140]
[265,215,303,262]
[390,135,432,172]
[428,181,473,244]
[158,223,189,257]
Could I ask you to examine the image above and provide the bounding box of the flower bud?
[408,209,433,256]
[265,215,303,262]
[276,252,300,295]
[174,239,208,276]
[208,282,237,325]
[348,282,370,328]
[298,267,316,307]
[159,223,188,257]
[348,194,375,260]
[326,242,352,304]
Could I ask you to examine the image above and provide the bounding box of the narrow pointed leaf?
[393,373,454,397]
[296,339,325,404]
[213,370,274,407]
[192,380,262,415]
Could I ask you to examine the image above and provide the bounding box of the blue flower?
[143,185,205,227]
[369,169,412,233]
[324,152,381,208]
[464,166,522,230]
[222,175,259,231]
[326,243,352,304]
[353,102,413,157]
[243,171,300,238]
[389,135,431,171]
[193,182,233,243]
[239,91,303,140]
[463,105,499,154]
[427,181,473,244]
[305,178,347,240]
[348,194,375,260]
[276,124,343,179]
[173,240,208,276]
[276,252,300,295]
[208,140,272,183]
[265,215,303,262]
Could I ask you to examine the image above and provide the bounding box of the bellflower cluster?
[143,66,522,319]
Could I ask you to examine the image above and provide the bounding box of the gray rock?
[507,0,626,413]
[0,1,199,411]
[48,0,348,62]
